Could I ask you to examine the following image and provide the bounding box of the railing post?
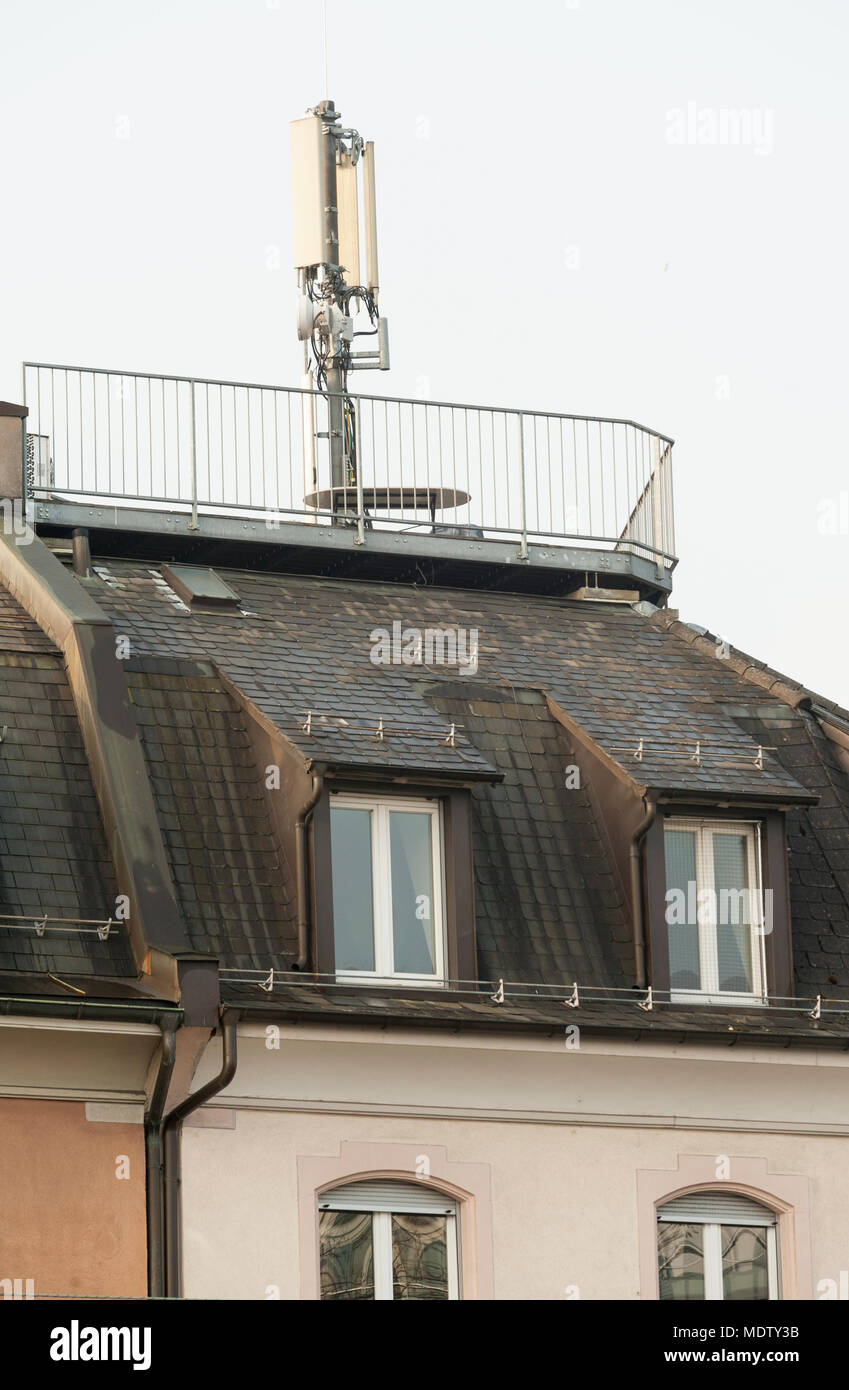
[189,379,198,531]
[353,397,365,546]
[20,364,28,502]
[665,442,675,565]
[518,411,528,560]
[650,434,663,579]
[301,374,318,525]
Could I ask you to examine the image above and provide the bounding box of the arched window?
[318,1180,459,1301]
[657,1192,779,1301]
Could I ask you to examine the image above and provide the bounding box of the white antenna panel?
[362,141,379,297]
[290,114,327,270]
[336,151,360,286]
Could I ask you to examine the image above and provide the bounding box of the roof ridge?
[642,608,849,723]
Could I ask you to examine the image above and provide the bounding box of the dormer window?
[329,793,446,984]
[663,818,767,1004]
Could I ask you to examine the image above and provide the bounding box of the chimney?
[0,402,27,502]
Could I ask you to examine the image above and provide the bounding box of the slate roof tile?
[0,633,132,978]
[65,561,839,995]
[2,556,848,1016]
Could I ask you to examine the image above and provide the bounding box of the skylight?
[159,564,241,611]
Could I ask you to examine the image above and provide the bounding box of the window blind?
[658,1192,776,1226]
[319,1180,456,1215]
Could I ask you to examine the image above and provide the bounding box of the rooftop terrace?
[23,362,676,597]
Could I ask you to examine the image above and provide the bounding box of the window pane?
[389,811,436,975]
[721,1224,770,1300]
[658,1222,705,1300]
[330,808,375,971]
[391,1213,449,1299]
[713,834,755,993]
[319,1210,375,1300]
[665,829,700,991]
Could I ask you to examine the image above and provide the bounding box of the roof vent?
[160,564,241,612]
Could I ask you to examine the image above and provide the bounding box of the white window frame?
[320,1185,460,1301]
[665,817,767,1006]
[330,792,447,986]
[702,1222,779,1301]
[371,1210,459,1300]
[659,1217,779,1301]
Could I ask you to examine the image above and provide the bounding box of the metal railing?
[22,362,676,567]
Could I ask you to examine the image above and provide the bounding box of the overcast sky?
[2,0,847,703]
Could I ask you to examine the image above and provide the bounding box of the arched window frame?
[636,1155,812,1301]
[297,1141,494,1299]
[657,1190,780,1300]
[318,1179,460,1300]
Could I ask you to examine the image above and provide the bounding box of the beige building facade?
[180,1022,849,1300]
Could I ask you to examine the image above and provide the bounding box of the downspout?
[162,1010,239,1299]
[295,773,324,969]
[630,795,657,989]
[145,1016,178,1298]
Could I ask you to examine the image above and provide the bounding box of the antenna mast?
[290,98,389,517]
[321,0,329,100]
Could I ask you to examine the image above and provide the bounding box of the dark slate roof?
[649,608,849,719]
[73,560,844,995]
[90,563,495,779]
[221,982,849,1048]
[0,585,55,654]
[0,591,133,978]
[2,554,849,1026]
[422,682,632,984]
[89,564,811,802]
[123,660,298,971]
[730,706,849,998]
[230,664,496,778]
[641,611,849,998]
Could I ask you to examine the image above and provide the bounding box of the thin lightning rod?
[321,0,329,100]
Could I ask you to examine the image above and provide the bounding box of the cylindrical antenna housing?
[290,114,328,270]
[362,141,379,301]
[336,149,360,286]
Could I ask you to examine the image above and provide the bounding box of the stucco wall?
[0,1098,147,1299]
[180,1025,849,1300]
